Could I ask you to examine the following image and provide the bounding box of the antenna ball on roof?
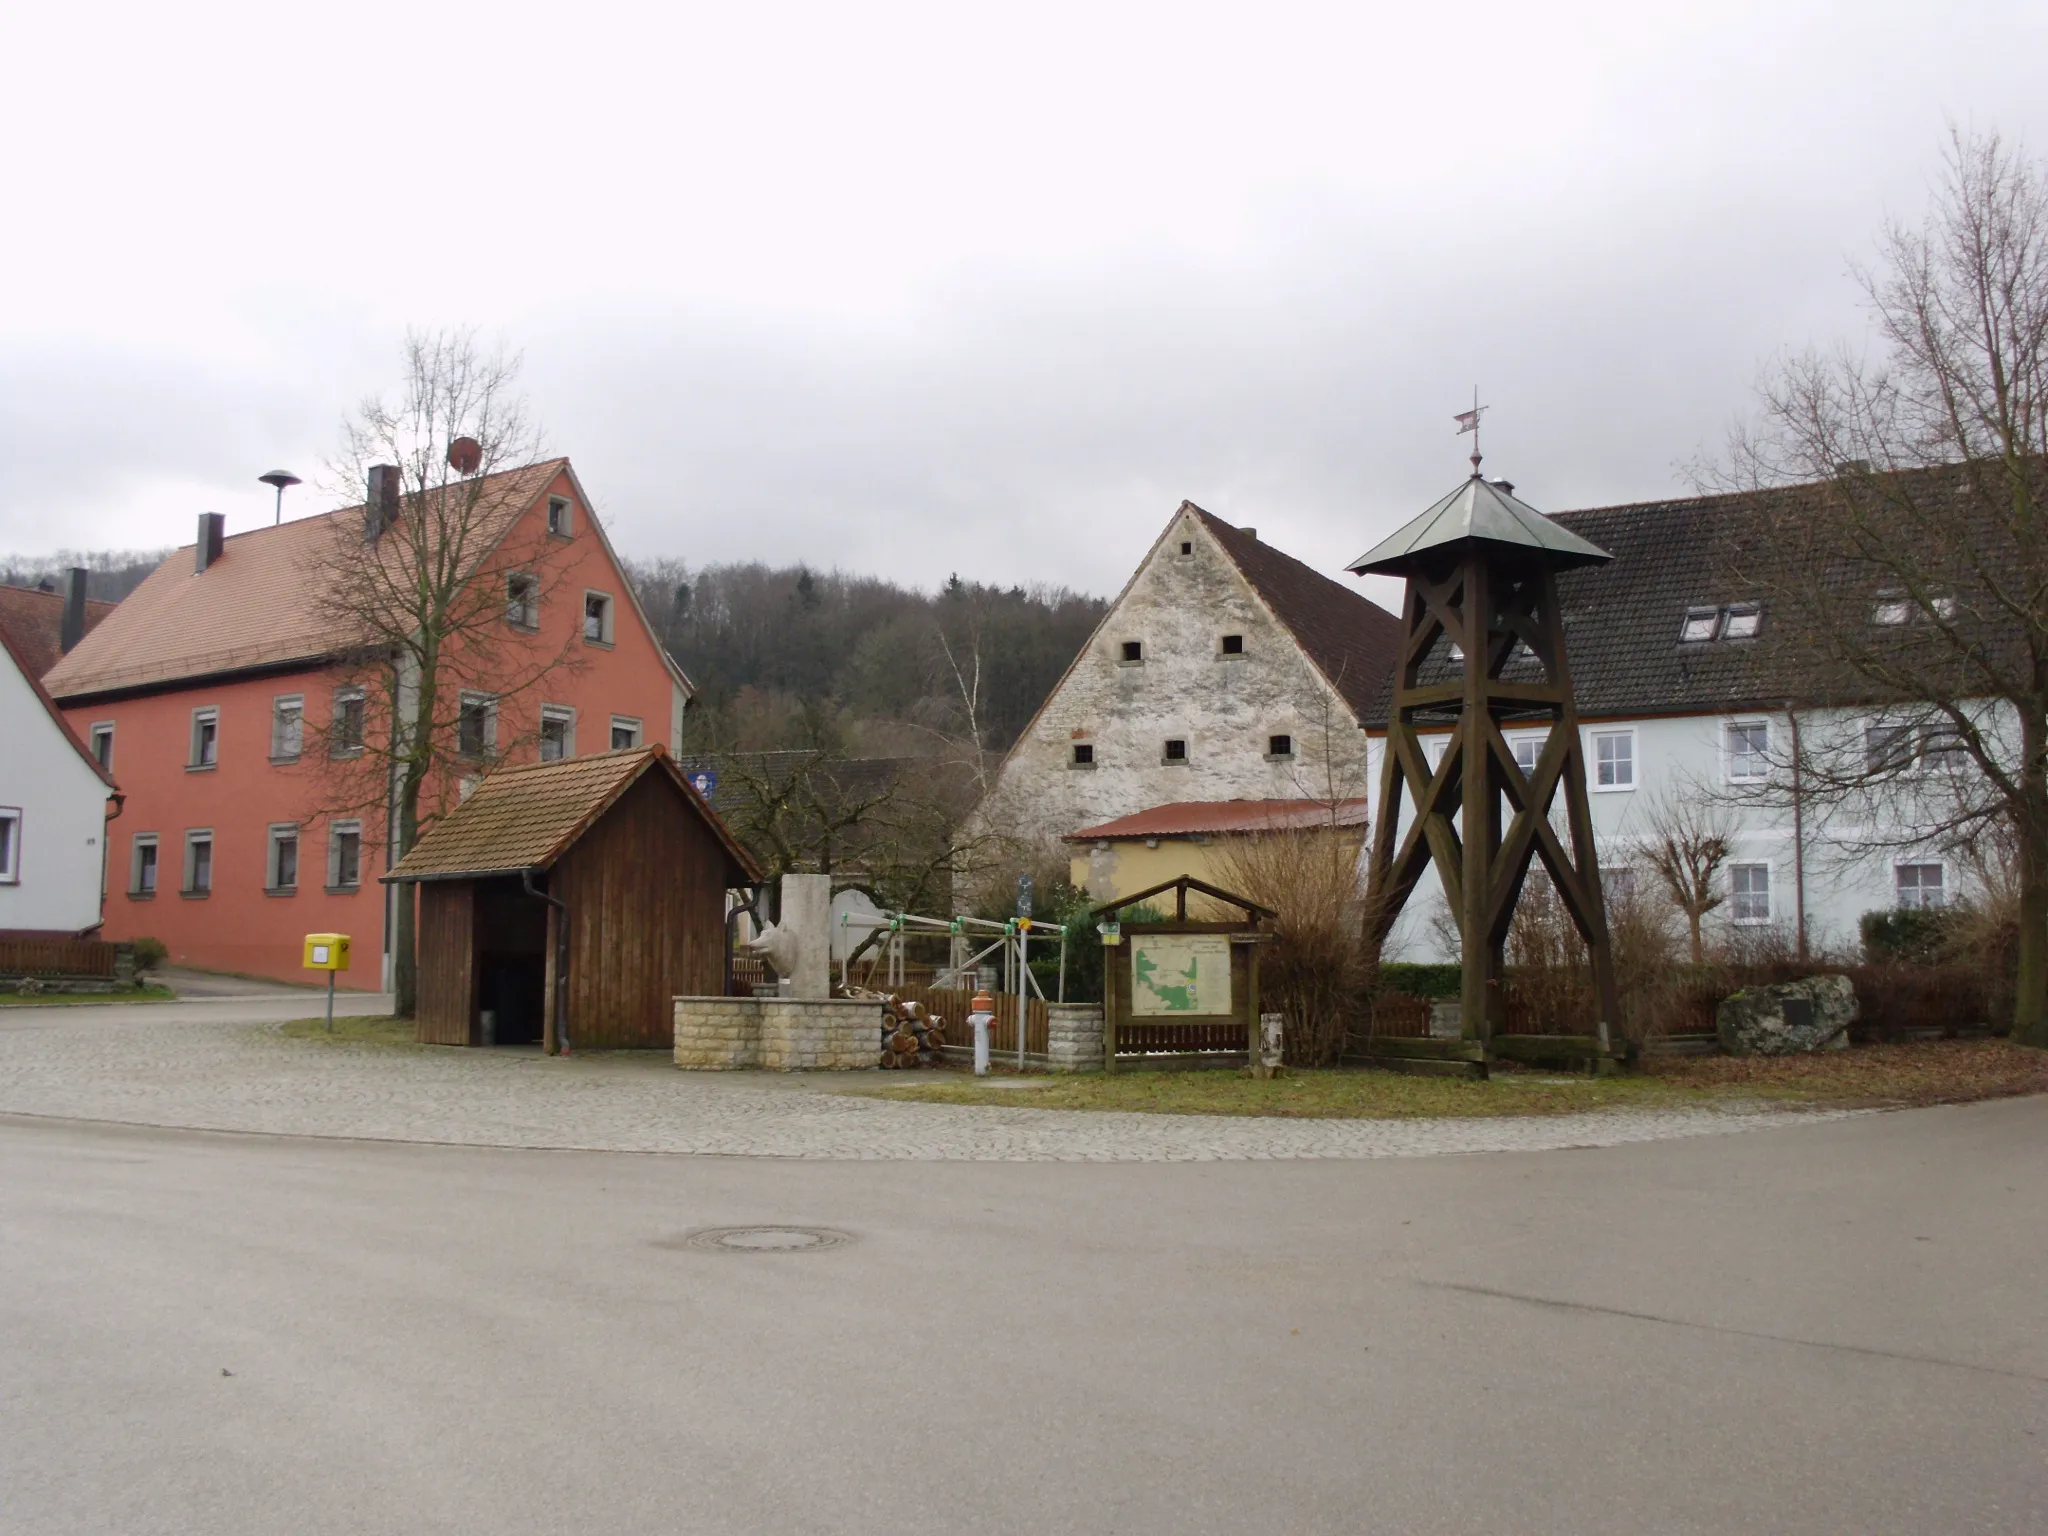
[448,437,483,475]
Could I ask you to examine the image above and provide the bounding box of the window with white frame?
[183,831,214,896]
[89,722,114,770]
[1920,723,1968,773]
[327,822,362,890]
[130,833,158,896]
[270,695,304,761]
[1730,862,1770,923]
[1511,734,1546,776]
[0,807,19,884]
[539,705,575,762]
[506,573,540,629]
[266,825,299,891]
[1601,866,1638,903]
[583,591,614,645]
[189,707,219,768]
[1592,730,1635,790]
[331,688,366,755]
[457,694,497,759]
[1424,737,1449,771]
[1872,591,1914,627]
[1896,863,1946,909]
[1865,722,1916,774]
[1726,720,1770,781]
[547,496,573,537]
[610,716,642,751]
[1722,603,1762,640]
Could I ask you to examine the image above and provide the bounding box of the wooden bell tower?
[1349,466,1623,1071]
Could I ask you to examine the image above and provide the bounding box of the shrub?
[1860,907,1955,965]
[1217,824,1369,1067]
[131,937,168,972]
[1374,963,1462,998]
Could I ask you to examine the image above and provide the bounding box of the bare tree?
[1642,795,1734,965]
[313,329,578,1016]
[1710,128,2048,1046]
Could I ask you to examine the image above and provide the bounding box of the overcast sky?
[4,0,2045,604]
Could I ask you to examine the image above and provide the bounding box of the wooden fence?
[890,983,1049,1057]
[1115,1018,1249,1055]
[0,937,116,979]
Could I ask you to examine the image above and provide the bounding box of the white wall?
[0,648,111,933]
[1368,704,1981,963]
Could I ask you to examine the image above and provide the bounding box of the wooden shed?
[385,745,760,1050]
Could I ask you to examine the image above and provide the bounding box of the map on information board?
[1129,935,1232,1016]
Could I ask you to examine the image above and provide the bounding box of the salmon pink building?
[43,459,690,989]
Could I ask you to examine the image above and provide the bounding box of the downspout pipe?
[524,867,570,1054]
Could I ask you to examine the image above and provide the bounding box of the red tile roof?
[0,584,116,684]
[44,460,568,700]
[386,744,760,883]
[1066,798,1369,841]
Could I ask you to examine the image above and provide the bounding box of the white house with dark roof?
[966,500,1404,872]
[1361,470,1989,962]
[0,625,120,935]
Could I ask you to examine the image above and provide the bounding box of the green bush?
[1374,962,1463,999]
[1860,908,1954,965]
[130,937,169,972]
[1024,887,1164,1004]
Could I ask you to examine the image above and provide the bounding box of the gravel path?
[0,1001,1859,1161]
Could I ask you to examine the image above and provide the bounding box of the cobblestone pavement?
[0,1000,1861,1161]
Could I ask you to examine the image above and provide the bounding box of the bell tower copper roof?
[1347,473,1613,578]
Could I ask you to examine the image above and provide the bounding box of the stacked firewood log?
[875,995,946,1069]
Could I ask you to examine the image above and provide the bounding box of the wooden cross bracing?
[1364,549,1620,1051]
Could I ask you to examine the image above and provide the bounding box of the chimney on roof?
[365,464,401,542]
[60,567,87,653]
[195,513,226,574]
[1489,478,1515,495]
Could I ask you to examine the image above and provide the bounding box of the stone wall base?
[674,995,879,1071]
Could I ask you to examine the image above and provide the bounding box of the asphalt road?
[2,1099,2043,1535]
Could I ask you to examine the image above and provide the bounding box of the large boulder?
[1716,974,1858,1056]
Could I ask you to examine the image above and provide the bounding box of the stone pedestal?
[1046,1003,1105,1072]
[674,995,879,1071]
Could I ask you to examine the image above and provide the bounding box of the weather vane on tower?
[1453,388,1487,476]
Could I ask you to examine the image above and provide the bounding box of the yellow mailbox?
[303,934,351,970]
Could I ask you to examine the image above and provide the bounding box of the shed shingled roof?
[1191,507,1404,720]
[384,745,759,883]
[44,460,569,700]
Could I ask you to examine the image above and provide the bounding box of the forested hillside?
[0,550,170,603]
[4,543,1105,758]
[622,558,1106,754]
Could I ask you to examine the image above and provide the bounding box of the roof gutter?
[381,865,538,885]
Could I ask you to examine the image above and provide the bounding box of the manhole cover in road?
[676,1226,851,1253]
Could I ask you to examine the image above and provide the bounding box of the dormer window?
[1872,591,1913,626]
[1679,608,1721,644]
[1220,634,1244,655]
[1120,640,1144,663]
[1723,603,1761,640]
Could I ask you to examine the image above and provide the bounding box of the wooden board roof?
[385,744,760,884]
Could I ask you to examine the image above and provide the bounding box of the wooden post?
[1102,939,1119,1073]
[541,904,560,1055]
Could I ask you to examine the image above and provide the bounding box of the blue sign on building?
[689,770,717,802]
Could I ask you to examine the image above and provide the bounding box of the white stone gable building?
[0,626,119,934]
[968,501,1403,850]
